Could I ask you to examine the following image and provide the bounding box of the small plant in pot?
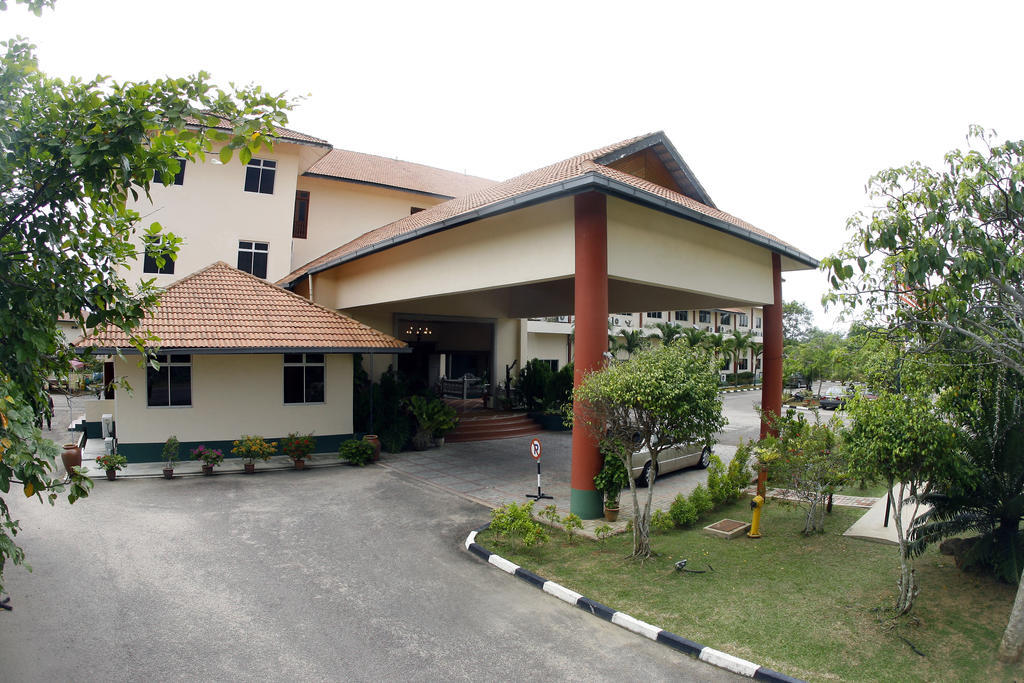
[405,395,458,450]
[232,435,276,473]
[95,452,128,481]
[280,432,316,469]
[161,435,180,479]
[338,439,374,466]
[593,449,629,522]
[191,444,224,475]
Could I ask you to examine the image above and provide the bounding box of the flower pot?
[201,464,214,475]
[293,458,305,470]
[244,462,255,474]
[363,435,381,462]
[434,436,445,448]
[603,506,619,522]
[162,467,174,479]
[61,443,82,475]
[105,468,117,481]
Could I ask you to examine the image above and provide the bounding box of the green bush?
[669,493,698,528]
[160,435,179,466]
[490,501,549,547]
[543,362,574,411]
[689,483,714,516]
[594,524,613,541]
[338,439,374,466]
[727,441,754,492]
[518,359,553,410]
[374,367,414,452]
[707,454,741,505]
[563,512,583,543]
[651,509,674,533]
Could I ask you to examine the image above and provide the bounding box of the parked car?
[818,387,851,410]
[630,441,712,487]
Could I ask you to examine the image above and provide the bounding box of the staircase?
[446,412,541,443]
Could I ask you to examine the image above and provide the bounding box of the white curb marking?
[611,612,661,640]
[699,647,760,677]
[465,531,478,549]
[488,554,519,574]
[542,581,583,605]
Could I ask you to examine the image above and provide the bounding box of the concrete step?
[448,413,540,443]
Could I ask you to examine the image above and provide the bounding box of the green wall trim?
[84,421,103,438]
[570,488,604,520]
[117,433,355,463]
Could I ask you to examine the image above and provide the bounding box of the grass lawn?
[479,498,1019,682]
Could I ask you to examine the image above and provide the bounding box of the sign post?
[526,438,552,501]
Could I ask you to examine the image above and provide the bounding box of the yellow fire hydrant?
[748,494,764,538]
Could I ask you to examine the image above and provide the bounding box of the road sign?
[530,438,542,460]
[526,437,552,501]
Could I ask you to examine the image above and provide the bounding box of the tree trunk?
[998,578,1024,662]
[892,481,917,616]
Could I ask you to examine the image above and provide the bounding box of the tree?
[681,325,707,349]
[617,329,649,359]
[649,321,684,346]
[0,10,291,597]
[724,329,753,387]
[824,127,1024,661]
[750,342,764,382]
[783,300,815,344]
[572,343,726,558]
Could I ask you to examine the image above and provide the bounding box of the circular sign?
[530,438,542,460]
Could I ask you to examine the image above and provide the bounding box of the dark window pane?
[305,366,325,403]
[283,353,302,364]
[169,366,191,406]
[147,366,169,407]
[284,366,304,403]
[264,160,276,168]
[260,168,275,195]
[255,242,269,252]
[305,353,324,364]
[293,191,309,239]
[238,250,253,273]
[143,250,159,273]
[244,166,261,193]
[174,158,186,185]
[252,250,268,279]
[170,354,190,364]
[239,241,253,250]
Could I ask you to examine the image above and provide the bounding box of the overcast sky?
[5,0,1023,330]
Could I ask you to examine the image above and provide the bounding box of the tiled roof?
[77,262,405,352]
[306,148,497,198]
[183,114,331,147]
[279,133,812,286]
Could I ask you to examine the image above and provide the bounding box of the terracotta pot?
[105,468,117,481]
[603,506,619,522]
[60,443,82,475]
[363,435,382,462]
[201,464,214,475]
[293,458,305,470]
[244,462,255,474]
[162,468,173,479]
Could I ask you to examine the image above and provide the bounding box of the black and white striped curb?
[464,526,802,682]
[719,387,760,394]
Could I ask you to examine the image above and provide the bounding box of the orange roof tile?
[306,148,497,198]
[279,133,816,287]
[184,114,331,147]
[77,262,405,352]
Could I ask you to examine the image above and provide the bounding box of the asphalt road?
[2,466,738,681]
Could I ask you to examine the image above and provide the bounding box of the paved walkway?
[743,486,879,509]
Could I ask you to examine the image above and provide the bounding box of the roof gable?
[595,132,716,208]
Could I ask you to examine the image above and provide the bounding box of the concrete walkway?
[843,486,931,546]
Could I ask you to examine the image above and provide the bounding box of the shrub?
[594,524,613,541]
[651,509,674,533]
[338,439,374,466]
[593,448,628,508]
[517,359,553,410]
[232,435,276,463]
[160,435,179,466]
[563,513,583,543]
[540,504,561,526]
[95,452,127,471]
[191,444,224,466]
[280,432,316,460]
[490,501,548,547]
[543,362,574,412]
[706,454,740,505]
[669,493,698,528]
[728,442,754,492]
[406,396,458,449]
[689,484,714,516]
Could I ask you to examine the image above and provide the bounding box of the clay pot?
[61,443,82,476]
[162,468,173,479]
[603,506,619,522]
[293,458,306,470]
[201,464,214,475]
[105,468,117,481]
[363,435,382,462]
[244,462,255,474]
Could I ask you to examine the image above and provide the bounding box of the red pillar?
[760,253,783,438]
[571,192,608,519]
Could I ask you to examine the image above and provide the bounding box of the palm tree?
[725,330,753,387]
[750,342,764,385]
[681,326,707,349]
[703,332,727,379]
[650,321,684,346]
[619,329,649,358]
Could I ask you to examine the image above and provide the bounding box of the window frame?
[293,190,310,239]
[237,240,269,279]
[738,313,749,327]
[283,353,326,405]
[142,237,175,275]
[674,310,688,322]
[646,311,663,319]
[153,157,186,186]
[698,310,711,323]
[244,158,277,195]
[146,354,192,407]
[720,313,732,326]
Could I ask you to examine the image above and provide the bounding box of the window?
[720,313,732,325]
[244,158,276,194]
[538,359,558,372]
[284,353,325,404]
[153,158,185,186]
[646,311,663,319]
[699,310,711,323]
[142,238,175,275]
[237,241,269,278]
[147,354,191,407]
[722,357,731,371]
[674,310,688,322]
[293,191,310,239]
[738,313,748,327]
[410,207,425,214]
[755,316,762,329]
[738,359,749,371]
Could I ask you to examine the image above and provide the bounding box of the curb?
[718,387,760,394]
[464,525,803,682]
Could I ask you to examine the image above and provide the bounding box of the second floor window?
[238,241,269,278]
[699,310,711,323]
[153,158,185,186]
[647,311,663,319]
[675,310,688,321]
[756,316,762,329]
[142,238,175,275]
[244,158,276,194]
[293,191,310,238]
[720,313,732,325]
[738,313,748,326]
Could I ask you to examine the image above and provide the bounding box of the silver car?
[630,442,712,487]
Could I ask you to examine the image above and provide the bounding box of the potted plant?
[191,444,224,475]
[231,435,276,473]
[95,452,128,481]
[338,439,374,466]
[161,435,179,479]
[405,396,458,450]
[594,449,629,522]
[280,432,316,470]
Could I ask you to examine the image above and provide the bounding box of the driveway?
[1,466,738,681]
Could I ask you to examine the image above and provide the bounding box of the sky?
[5,0,1023,330]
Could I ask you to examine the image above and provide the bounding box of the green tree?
[649,321,684,346]
[750,342,764,383]
[824,126,1024,661]
[724,329,753,387]
[0,9,291,596]
[572,343,726,558]
[783,300,815,344]
[681,325,707,349]
[617,329,649,359]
